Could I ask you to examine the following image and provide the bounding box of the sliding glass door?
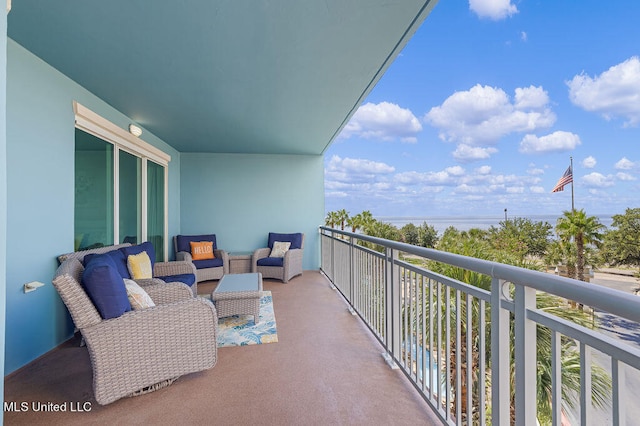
[119,150,142,245]
[147,160,165,262]
[74,129,114,250]
[74,128,166,257]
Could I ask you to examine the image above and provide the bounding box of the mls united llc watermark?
[4,401,92,412]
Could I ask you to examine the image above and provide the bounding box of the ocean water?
[378,214,615,235]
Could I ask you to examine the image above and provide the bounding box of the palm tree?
[335,209,349,231]
[545,239,578,279]
[347,213,363,233]
[420,229,611,423]
[359,210,375,234]
[556,209,605,281]
[324,211,339,228]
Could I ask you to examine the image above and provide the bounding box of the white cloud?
[455,183,490,194]
[514,86,549,109]
[582,172,615,188]
[324,155,395,193]
[582,156,597,168]
[326,155,394,176]
[340,101,422,143]
[615,157,635,170]
[327,151,599,214]
[425,84,555,145]
[617,172,636,181]
[452,144,499,162]
[325,191,348,198]
[521,31,528,42]
[445,165,466,176]
[476,165,492,174]
[567,56,640,126]
[519,131,581,154]
[506,186,525,194]
[469,0,518,20]
[394,170,460,186]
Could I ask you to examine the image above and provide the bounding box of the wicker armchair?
[174,234,229,283]
[52,257,218,405]
[252,232,304,283]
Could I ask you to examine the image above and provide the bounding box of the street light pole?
[504,208,508,221]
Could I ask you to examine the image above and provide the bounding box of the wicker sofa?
[59,243,200,295]
[53,245,218,405]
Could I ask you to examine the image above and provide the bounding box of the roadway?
[565,271,640,425]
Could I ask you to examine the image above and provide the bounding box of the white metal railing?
[319,226,640,426]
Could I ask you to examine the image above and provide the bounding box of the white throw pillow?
[269,241,291,258]
[124,279,156,310]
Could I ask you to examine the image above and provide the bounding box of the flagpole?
[570,156,575,212]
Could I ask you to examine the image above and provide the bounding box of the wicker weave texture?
[58,243,132,265]
[229,254,252,274]
[52,257,218,405]
[252,235,304,283]
[154,260,196,277]
[211,273,263,321]
[84,298,217,405]
[53,260,102,330]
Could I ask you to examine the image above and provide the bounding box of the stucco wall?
[180,153,324,270]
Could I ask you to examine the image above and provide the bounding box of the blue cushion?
[159,273,196,287]
[84,250,130,279]
[267,232,303,250]
[257,256,284,267]
[175,234,217,254]
[193,257,223,269]
[82,255,131,319]
[121,241,156,270]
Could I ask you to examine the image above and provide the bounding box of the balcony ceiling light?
[129,124,142,137]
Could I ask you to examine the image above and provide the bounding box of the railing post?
[349,237,354,303]
[330,231,335,282]
[515,284,537,425]
[491,278,511,426]
[385,248,401,364]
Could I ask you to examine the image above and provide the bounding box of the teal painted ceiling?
[8,1,436,155]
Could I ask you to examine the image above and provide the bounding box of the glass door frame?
[73,101,171,260]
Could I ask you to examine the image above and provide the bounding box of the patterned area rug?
[213,291,278,347]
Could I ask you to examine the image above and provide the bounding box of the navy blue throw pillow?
[84,249,131,279]
[82,255,131,319]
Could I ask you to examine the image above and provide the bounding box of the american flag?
[551,166,573,193]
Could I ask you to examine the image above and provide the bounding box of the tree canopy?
[601,207,640,272]
[555,209,605,281]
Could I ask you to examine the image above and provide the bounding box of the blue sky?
[325,0,640,220]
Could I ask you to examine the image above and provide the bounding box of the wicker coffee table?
[211,272,263,324]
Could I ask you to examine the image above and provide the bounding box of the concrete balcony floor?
[4,271,439,425]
